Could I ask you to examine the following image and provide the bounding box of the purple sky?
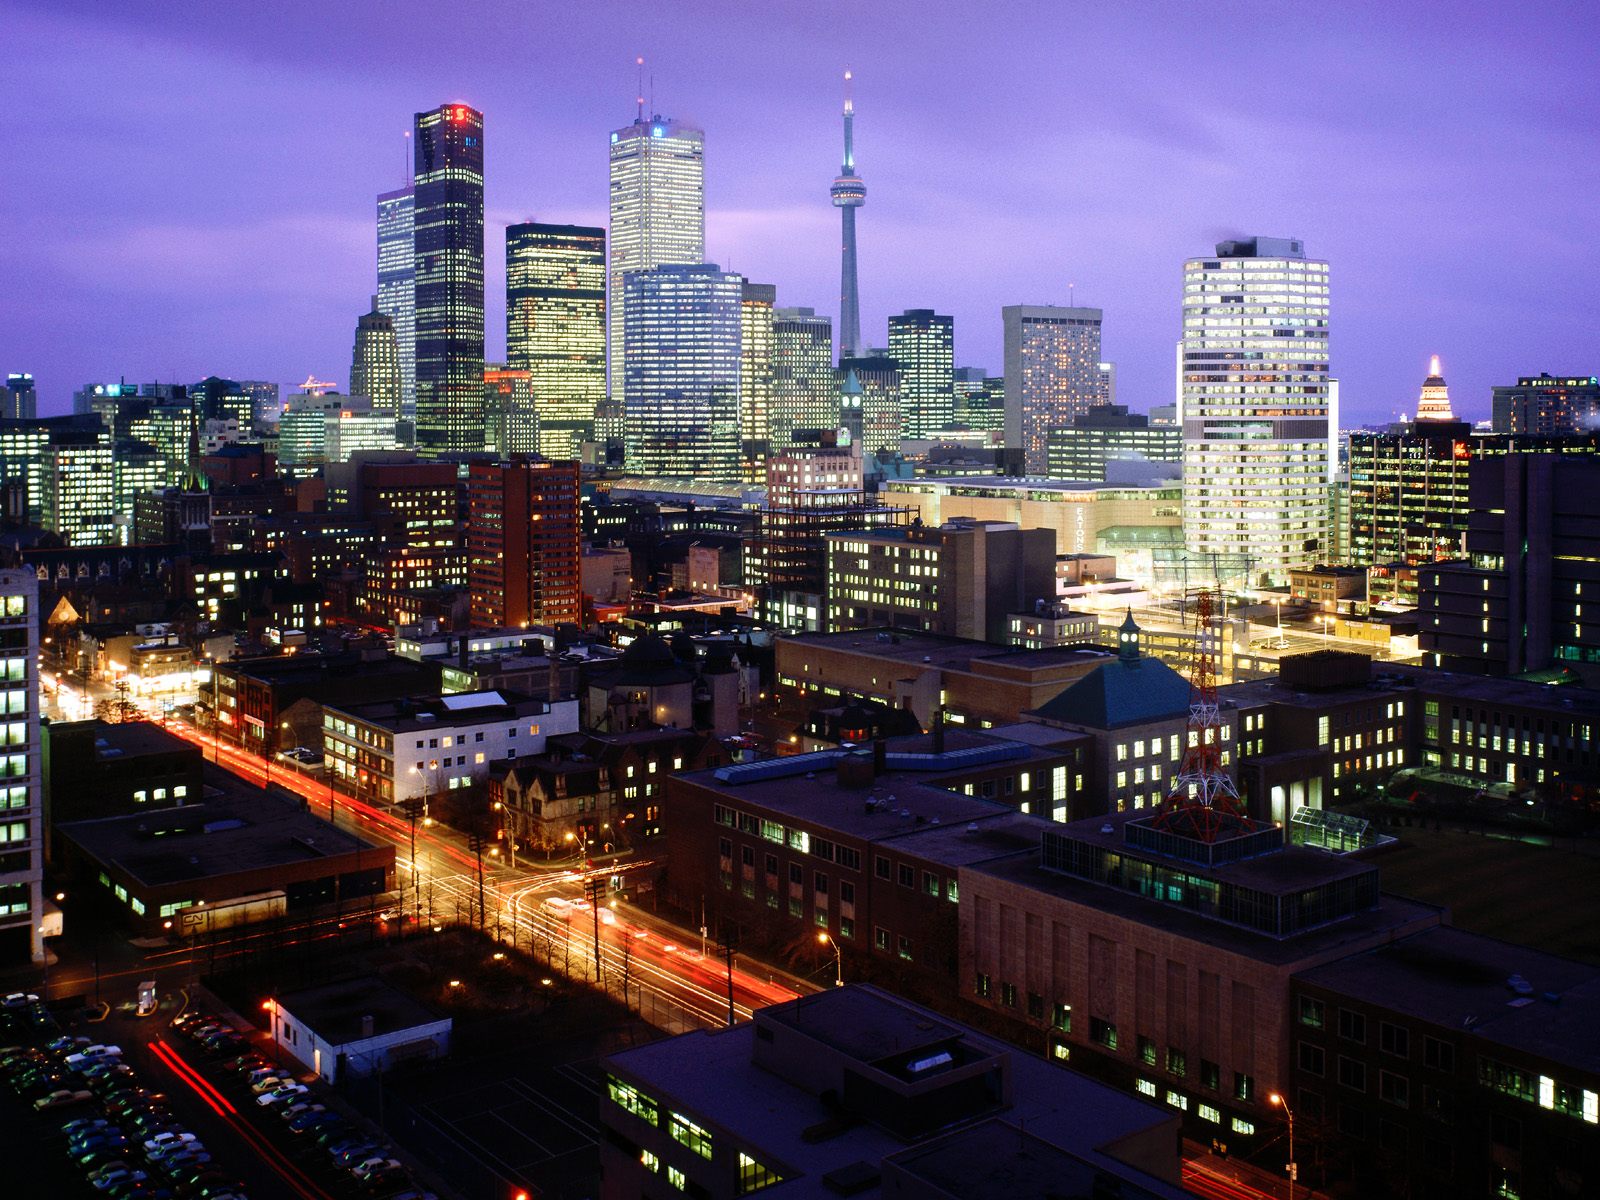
[4,0,1597,424]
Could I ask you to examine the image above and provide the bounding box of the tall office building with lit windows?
[505,222,606,459]
[1003,305,1105,474]
[623,264,742,482]
[350,296,401,420]
[412,104,485,457]
[739,282,777,483]
[3,375,37,421]
[1180,237,1331,586]
[888,309,954,438]
[771,308,836,450]
[0,569,40,965]
[376,185,415,417]
[607,112,705,406]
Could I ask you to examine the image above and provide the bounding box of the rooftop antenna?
[403,129,412,186]
[635,56,644,122]
[1068,282,1075,307]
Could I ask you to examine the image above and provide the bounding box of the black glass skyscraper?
[413,103,485,457]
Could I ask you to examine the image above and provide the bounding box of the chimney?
[872,735,886,777]
[360,1014,374,1039]
[457,634,469,671]
[932,707,945,755]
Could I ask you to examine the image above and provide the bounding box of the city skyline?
[6,1,1595,425]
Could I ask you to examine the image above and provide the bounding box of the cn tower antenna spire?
[830,67,866,362]
[635,56,645,122]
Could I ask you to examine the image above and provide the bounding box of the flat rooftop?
[57,791,386,888]
[885,476,1179,496]
[781,629,1112,675]
[607,986,1189,1200]
[974,848,1440,968]
[883,1118,1176,1200]
[52,719,198,760]
[1389,663,1600,713]
[1297,926,1600,1073]
[277,976,444,1045]
[1061,809,1377,893]
[328,689,552,732]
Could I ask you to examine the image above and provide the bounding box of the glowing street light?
[817,931,843,987]
[1268,1092,1297,1199]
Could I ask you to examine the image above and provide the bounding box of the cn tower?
[830,69,866,360]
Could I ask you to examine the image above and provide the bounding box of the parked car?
[65,1045,123,1067]
[34,1086,94,1110]
[142,1131,198,1155]
[255,1083,308,1107]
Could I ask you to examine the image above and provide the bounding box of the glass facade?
[350,298,402,420]
[1180,237,1330,585]
[739,283,776,483]
[505,222,605,459]
[1003,305,1106,475]
[771,308,836,451]
[607,115,705,405]
[622,264,742,482]
[376,185,416,416]
[412,105,485,457]
[888,309,954,439]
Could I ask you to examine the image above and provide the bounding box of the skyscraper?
[3,374,37,420]
[350,296,401,419]
[0,568,40,964]
[830,70,866,361]
[467,457,582,628]
[887,309,954,438]
[771,308,836,449]
[1415,355,1454,420]
[608,109,705,404]
[505,222,606,459]
[1002,305,1104,474]
[376,185,416,417]
[622,263,742,482]
[483,364,539,456]
[412,103,485,457]
[1490,373,1600,434]
[1180,236,1330,585]
[740,282,777,483]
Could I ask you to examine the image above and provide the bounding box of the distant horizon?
[5,0,1596,427]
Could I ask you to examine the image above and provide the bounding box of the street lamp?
[1268,1092,1296,1200]
[817,931,842,987]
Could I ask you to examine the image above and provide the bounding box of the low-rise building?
[598,984,1190,1200]
[43,719,203,824]
[54,787,393,934]
[322,689,581,807]
[775,628,1111,729]
[1293,926,1600,1200]
[269,976,451,1084]
[1289,565,1367,612]
[960,810,1440,1147]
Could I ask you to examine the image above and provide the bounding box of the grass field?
[1372,826,1600,963]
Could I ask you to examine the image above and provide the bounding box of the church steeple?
[1117,608,1141,662]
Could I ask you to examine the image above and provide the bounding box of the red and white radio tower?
[1155,589,1250,842]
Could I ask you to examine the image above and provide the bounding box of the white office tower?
[622,264,743,483]
[1180,236,1331,586]
[1002,305,1104,475]
[376,186,416,417]
[608,111,705,407]
[0,570,41,964]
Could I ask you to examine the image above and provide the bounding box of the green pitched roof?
[1030,655,1193,730]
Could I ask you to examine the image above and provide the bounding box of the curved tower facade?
[830,70,866,362]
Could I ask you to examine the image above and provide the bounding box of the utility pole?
[717,928,738,1027]
[468,820,487,930]
[401,796,423,934]
[584,875,606,987]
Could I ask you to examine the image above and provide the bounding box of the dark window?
[1234,1072,1254,1102]
[896,935,913,961]
[1298,1041,1325,1077]
[1201,1060,1220,1091]
[975,973,991,999]
[789,864,802,884]
[898,863,914,888]
[922,871,940,897]
[764,853,777,875]
[1490,1112,1521,1151]
[1379,1070,1409,1109]
[874,926,889,951]
[1000,982,1017,1008]
[1051,1003,1072,1032]
[1090,1018,1117,1050]
[1167,1047,1186,1078]
[1298,996,1325,1028]
[1338,1104,1366,1140]
[1379,1021,1410,1059]
[1422,1036,1455,1073]
[1026,992,1045,1020]
[1337,1056,1367,1092]
[874,855,890,879]
[1138,1036,1156,1066]
[1337,1008,1367,1044]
